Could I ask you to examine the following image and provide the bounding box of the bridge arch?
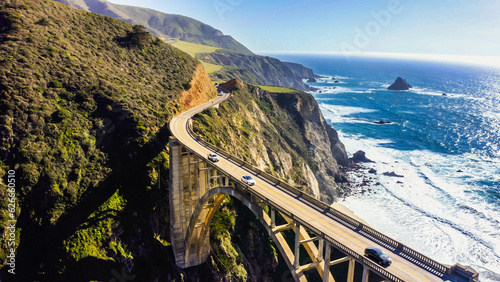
[183,187,286,274]
[169,137,335,281]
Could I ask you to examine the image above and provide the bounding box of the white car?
[241,175,256,186]
[208,153,219,162]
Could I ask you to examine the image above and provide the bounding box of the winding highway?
[170,89,465,282]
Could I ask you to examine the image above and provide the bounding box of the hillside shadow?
[14,100,173,280]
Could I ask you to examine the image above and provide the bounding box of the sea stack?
[388,77,412,90]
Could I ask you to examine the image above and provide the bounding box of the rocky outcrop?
[383,171,404,177]
[283,62,316,79]
[350,150,374,163]
[374,120,392,124]
[388,77,412,90]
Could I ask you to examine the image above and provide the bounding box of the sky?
[107,0,500,59]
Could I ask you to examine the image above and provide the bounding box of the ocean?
[268,54,500,281]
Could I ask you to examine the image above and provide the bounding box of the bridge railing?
[185,119,457,279]
[175,133,405,282]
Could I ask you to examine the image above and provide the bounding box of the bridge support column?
[294,223,301,269]
[270,208,276,228]
[318,239,324,262]
[323,243,330,282]
[169,137,211,268]
[362,265,369,282]
[347,258,355,282]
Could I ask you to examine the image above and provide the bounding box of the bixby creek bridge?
[169,91,478,282]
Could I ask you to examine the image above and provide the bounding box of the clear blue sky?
[108,0,500,57]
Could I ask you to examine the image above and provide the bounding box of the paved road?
[170,92,447,282]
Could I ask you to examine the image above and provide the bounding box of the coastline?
[279,54,500,280]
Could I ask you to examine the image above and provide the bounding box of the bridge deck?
[170,92,452,282]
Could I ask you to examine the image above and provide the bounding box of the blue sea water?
[269,54,500,281]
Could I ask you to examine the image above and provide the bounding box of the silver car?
[208,153,219,162]
[241,175,256,186]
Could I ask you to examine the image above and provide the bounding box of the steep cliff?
[283,61,317,80]
[193,79,348,202]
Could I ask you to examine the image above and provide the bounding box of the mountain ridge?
[55,0,254,54]
[54,0,316,91]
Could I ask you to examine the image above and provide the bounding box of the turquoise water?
[269,54,500,281]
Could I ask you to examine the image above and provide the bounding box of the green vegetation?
[0,0,203,280]
[201,61,223,73]
[63,191,128,261]
[171,40,223,73]
[58,0,317,90]
[171,40,220,57]
[210,197,247,280]
[193,81,318,186]
[57,0,253,54]
[254,85,301,94]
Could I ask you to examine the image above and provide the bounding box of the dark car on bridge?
[364,247,392,266]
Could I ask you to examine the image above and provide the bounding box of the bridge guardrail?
[186,119,454,278]
[177,136,405,282]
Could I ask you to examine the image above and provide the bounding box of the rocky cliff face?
[283,61,316,80]
[193,79,348,203]
[272,90,349,201]
[180,64,217,110]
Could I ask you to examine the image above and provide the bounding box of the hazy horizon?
[259,51,500,69]
[108,0,500,60]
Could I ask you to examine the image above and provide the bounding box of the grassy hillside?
[254,85,301,94]
[172,40,222,73]
[171,40,220,57]
[0,0,216,280]
[55,0,254,54]
[54,0,317,91]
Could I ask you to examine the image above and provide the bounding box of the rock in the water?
[307,78,317,83]
[334,80,340,83]
[368,168,377,174]
[374,120,392,125]
[350,150,375,163]
[388,77,412,90]
[383,171,404,177]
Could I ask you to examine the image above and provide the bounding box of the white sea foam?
[335,130,500,280]
[320,104,377,124]
[311,85,372,95]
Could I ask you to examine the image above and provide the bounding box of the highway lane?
[170,91,446,282]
